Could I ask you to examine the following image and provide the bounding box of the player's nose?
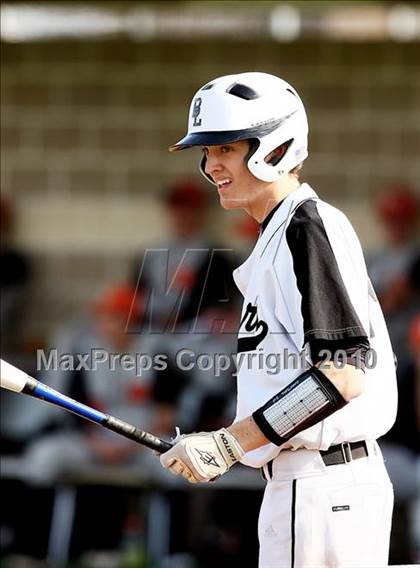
[204,152,223,177]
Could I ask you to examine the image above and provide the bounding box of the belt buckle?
[341,442,352,463]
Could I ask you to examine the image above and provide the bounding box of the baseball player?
[159,72,398,567]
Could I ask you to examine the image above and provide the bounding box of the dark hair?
[290,162,303,178]
[263,140,303,179]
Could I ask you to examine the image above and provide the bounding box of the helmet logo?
[192,97,203,127]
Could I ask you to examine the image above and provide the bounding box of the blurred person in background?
[133,180,238,333]
[368,184,419,361]
[154,303,239,435]
[368,186,419,562]
[0,196,30,355]
[132,179,240,434]
[130,182,250,565]
[4,284,160,484]
[378,252,420,563]
[1,284,168,561]
[407,314,420,563]
[0,196,33,458]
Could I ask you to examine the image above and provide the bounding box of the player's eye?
[220,145,231,153]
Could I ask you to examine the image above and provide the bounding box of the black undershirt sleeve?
[285,200,368,345]
[309,337,370,371]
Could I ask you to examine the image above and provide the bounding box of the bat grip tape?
[104,416,173,453]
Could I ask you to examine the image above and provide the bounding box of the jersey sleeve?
[285,200,368,344]
[309,337,370,369]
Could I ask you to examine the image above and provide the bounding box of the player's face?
[202,141,265,212]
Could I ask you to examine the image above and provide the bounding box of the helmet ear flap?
[245,139,260,162]
[199,153,216,185]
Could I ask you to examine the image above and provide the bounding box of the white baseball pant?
[258,441,394,568]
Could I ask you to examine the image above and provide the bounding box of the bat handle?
[23,377,173,453]
[105,416,173,453]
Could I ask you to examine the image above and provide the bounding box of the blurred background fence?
[2,2,419,339]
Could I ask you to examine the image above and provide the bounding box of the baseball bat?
[0,359,172,453]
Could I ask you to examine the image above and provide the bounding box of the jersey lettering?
[237,302,268,353]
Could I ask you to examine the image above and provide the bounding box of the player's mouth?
[216,178,232,192]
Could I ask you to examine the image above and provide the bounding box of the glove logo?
[219,432,237,463]
[195,449,220,468]
[237,302,268,353]
[192,97,203,127]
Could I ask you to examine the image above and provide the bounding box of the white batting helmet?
[169,72,309,183]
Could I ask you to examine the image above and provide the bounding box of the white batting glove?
[160,428,245,484]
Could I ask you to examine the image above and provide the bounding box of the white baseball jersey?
[233,183,398,468]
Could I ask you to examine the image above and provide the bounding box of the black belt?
[261,441,369,481]
[320,441,368,466]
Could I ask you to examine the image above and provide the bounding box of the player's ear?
[264,140,293,166]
